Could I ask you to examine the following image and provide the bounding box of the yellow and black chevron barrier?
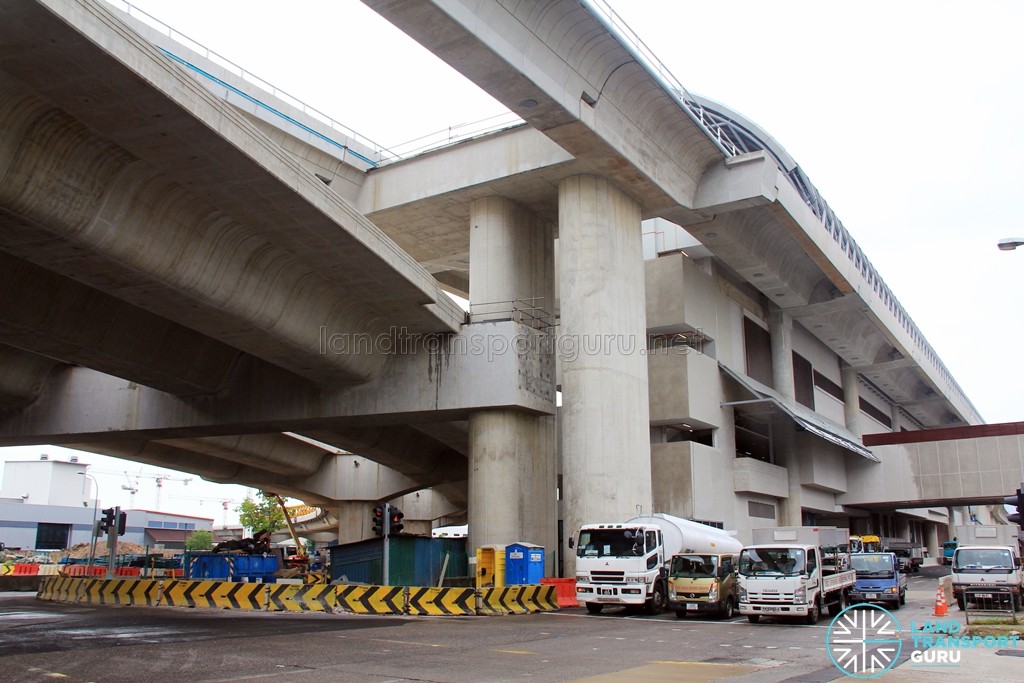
[83,578,161,606]
[160,579,266,610]
[38,576,83,602]
[267,583,337,612]
[38,576,560,616]
[406,586,476,616]
[335,584,405,615]
[478,585,558,615]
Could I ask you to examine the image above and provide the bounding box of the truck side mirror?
[568,537,574,549]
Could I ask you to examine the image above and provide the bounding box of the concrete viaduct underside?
[0,0,1017,555]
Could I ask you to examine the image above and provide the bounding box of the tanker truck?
[572,513,742,615]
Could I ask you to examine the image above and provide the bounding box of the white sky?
[4,1,1023,516]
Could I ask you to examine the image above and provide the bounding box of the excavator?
[267,493,329,584]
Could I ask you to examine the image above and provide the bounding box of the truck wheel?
[899,590,906,606]
[719,598,735,620]
[956,596,965,611]
[645,583,667,615]
[585,603,603,615]
[805,599,820,625]
[747,614,760,623]
[889,597,900,611]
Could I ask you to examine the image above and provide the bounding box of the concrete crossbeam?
[0,321,554,445]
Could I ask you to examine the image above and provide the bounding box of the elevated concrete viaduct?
[0,0,1017,570]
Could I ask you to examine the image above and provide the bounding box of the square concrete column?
[769,309,794,402]
[558,175,652,575]
[467,197,557,572]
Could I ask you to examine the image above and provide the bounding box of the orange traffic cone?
[933,586,948,617]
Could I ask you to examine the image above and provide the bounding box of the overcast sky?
[4,1,1022,517]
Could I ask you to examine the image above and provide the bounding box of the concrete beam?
[0,320,554,444]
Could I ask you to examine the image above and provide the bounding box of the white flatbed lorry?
[738,526,855,624]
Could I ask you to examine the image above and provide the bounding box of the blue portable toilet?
[505,543,544,585]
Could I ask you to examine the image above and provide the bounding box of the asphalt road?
[0,566,958,683]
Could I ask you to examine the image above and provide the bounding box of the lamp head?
[997,238,1024,251]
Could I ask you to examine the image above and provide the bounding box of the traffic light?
[1005,485,1024,525]
[372,504,386,537]
[388,507,404,535]
[99,507,115,533]
[116,510,127,536]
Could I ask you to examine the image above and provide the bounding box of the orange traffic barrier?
[933,585,948,617]
[62,565,106,577]
[114,567,141,577]
[540,578,578,609]
[12,564,39,576]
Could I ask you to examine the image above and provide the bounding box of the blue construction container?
[183,552,278,581]
[329,536,467,586]
[504,543,544,585]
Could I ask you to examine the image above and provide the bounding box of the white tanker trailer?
[572,513,741,615]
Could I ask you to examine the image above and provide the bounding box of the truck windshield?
[739,548,804,576]
[670,554,717,578]
[953,548,1013,572]
[851,553,895,578]
[576,529,644,558]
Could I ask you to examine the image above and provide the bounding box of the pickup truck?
[849,552,907,610]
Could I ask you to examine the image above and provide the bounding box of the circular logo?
[826,604,903,678]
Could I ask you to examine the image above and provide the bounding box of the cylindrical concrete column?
[468,410,557,552]
[467,197,556,573]
[841,366,861,436]
[469,196,554,320]
[558,175,651,576]
[926,523,940,564]
[769,310,794,401]
[335,501,375,544]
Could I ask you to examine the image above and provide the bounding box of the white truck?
[573,513,742,615]
[950,524,1023,612]
[738,526,856,624]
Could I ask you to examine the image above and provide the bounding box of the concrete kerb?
[36,576,559,616]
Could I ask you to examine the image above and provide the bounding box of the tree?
[236,491,286,535]
[185,529,213,551]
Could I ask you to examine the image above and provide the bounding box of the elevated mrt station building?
[0,1,1021,574]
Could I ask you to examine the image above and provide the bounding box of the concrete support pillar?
[467,197,557,573]
[558,176,651,575]
[841,366,862,436]
[335,501,375,544]
[946,506,957,543]
[926,523,940,563]
[776,427,803,526]
[895,517,909,540]
[768,310,794,401]
[889,403,901,432]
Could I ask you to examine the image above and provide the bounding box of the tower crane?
[91,468,192,510]
[168,494,239,527]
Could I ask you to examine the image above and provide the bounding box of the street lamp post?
[77,472,100,567]
[997,238,1024,251]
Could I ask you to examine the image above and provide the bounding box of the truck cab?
[737,527,855,625]
[849,552,907,609]
[573,523,667,615]
[667,552,738,619]
[951,545,1022,611]
[942,540,958,565]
